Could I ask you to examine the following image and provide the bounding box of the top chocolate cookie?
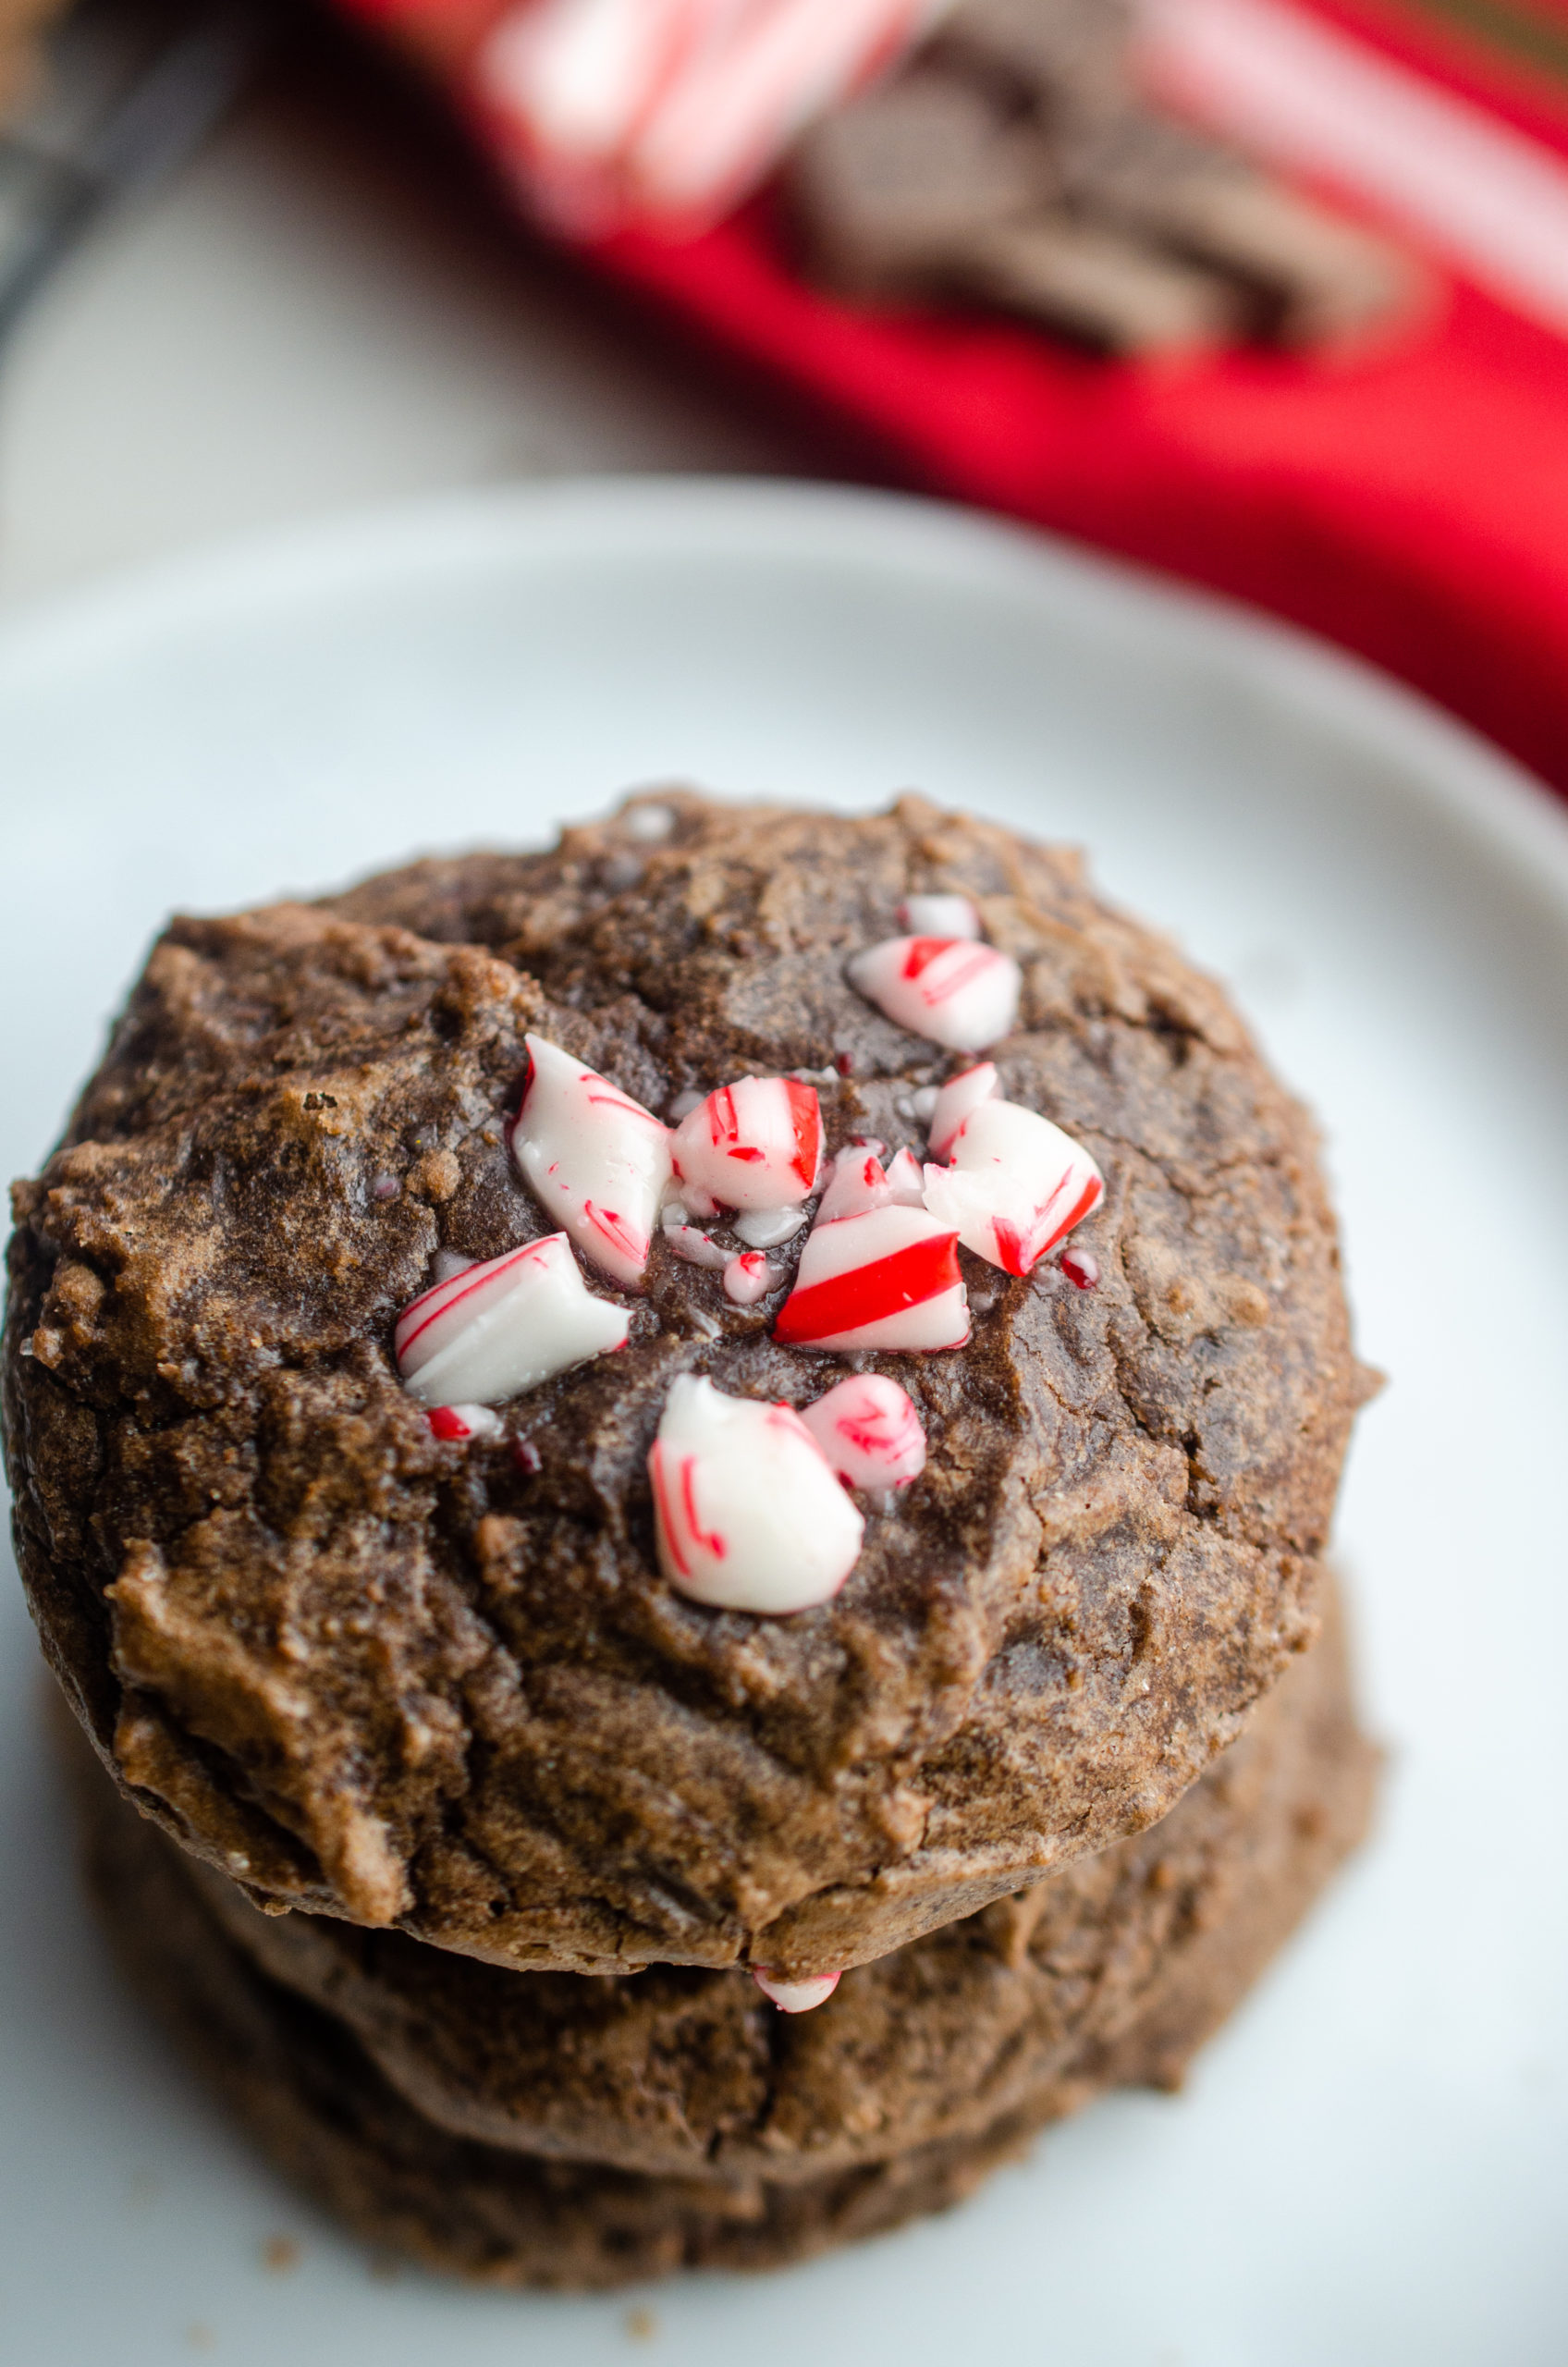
[5,795,1368,1979]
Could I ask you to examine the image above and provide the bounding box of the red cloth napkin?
[337,0,1568,794]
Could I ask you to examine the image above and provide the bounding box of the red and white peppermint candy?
[846,936,1021,1053]
[926,1061,999,1159]
[898,892,980,939]
[670,1076,823,1215]
[883,1146,927,1205]
[395,1233,629,1404]
[774,1205,968,1353]
[509,1034,672,1290]
[425,1403,505,1443]
[800,1373,926,1490]
[723,1251,776,1305]
[923,1100,1103,1278]
[648,1375,864,1613]
[815,1145,894,1225]
[475,0,952,235]
[753,1968,841,2014]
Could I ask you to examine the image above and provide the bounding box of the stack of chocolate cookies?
[787,0,1416,354]
[6,794,1378,2287]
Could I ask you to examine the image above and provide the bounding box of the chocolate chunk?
[961,210,1243,352]
[790,69,1053,294]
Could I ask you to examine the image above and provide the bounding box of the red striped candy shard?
[753,1968,842,2014]
[774,1204,968,1353]
[926,1061,999,1159]
[846,936,1021,1053]
[648,1374,864,1613]
[883,1146,928,1205]
[898,892,979,939]
[395,1233,629,1405]
[670,1075,823,1213]
[923,1100,1103,1277]
[723,1251,776,1305]
[814,1145,893,1225]
[800,1373,926,1490]
[425,1403,505,1443]
[509,1033,672,1289]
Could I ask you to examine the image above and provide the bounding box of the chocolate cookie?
[6,795,1371,1978]
[170,1589,1378,2182]
[67,1601,1375,2286]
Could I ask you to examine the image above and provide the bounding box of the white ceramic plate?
[1,480,1563,2367]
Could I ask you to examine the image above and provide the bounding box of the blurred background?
[4,0,1568,791]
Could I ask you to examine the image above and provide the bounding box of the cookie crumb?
[262,2235,300,2275]
[625,2305,659,2341]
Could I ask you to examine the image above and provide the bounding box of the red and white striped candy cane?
[395,1233,630,1404]
[774,1203,967,1352]
[509,1033,673,1289]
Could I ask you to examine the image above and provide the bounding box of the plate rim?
[4,472,1568,916]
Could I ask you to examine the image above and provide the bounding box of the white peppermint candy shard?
[670,1076,824,1213]
[884,1147,927,1206]
[815,1146,893,1225]
[899,892,980,939]
[753,1968,841,2014]
[733,1203,808,1248]
[510,1035,672,1288]
[396,1233,629,1405]
[775,1205,968,1354]
[846,937,1021,1053]
[648,1374,864,1614]
[801,1374,926,1490]
[922,1100,1103,1278]
[662,1211,729,1270]
[723,1252,776,1306]
[926,1061,999,1159]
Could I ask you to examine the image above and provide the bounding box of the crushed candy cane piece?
[395,1233,629,1405]
[775,1205,968,1353]
[899,892,980,939]
[514,1437,544,1476]
[801,1374,926,1490]
[753,1968,841,2014]
[815,1147,894,1225]
[1060,1246,1100,1291]
[723,1252,776,1305]
[912,1085,939,1122]
[670,1076,823,1212]
[733,1203,807,1248]
[624,802,675,840]
[884,1147,927,1205]
[648,1375,864,1613]
[923,1100,1103,1278]
[926,1062,999,1159]
[847,937,1021,1053]
[662,1211,729,1269]
[510,1035,672,1288]
[432,1249,475,1285]
[426,1403,504,1443]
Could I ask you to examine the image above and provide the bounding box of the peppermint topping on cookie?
[648,1375,864,1613]
[723,1252,776,1305]
[883,1146,928,1204]
[899,892,980,939]
[924,1100,1103,1277]
[815,1145,895,1225]
[509,1035,672,1289]
[801,1374,926,1490]
[733,1203,808,1248]
[662,1211,730,1269]
[425,1403,505,1443]
[670,1077,823,1213]
[926,1061,999,1159]
[1060,1245,1100,1290]
[774,1205,968,1353]
[395,1234,630,1405]
[846,936,1021,1052]
[752,1968,842,2014]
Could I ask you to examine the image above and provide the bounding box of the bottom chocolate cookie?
[66,1606,1376,2287]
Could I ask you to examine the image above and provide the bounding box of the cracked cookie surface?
[5,794,1370,1975]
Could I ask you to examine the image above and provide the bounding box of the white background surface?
[0,478,1564,2364]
